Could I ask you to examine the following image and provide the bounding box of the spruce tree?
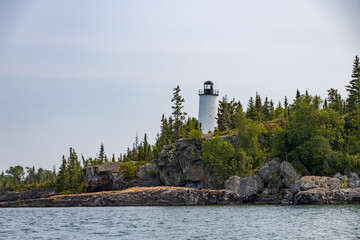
[55,156,68,192]
[262,96,270,120]
[217,95,231,131]
[346,55,360,114]
[284,96,289,118]
[98,143,106,164]
[171,85,187,139]
[255,92,263,121]
[327,88,343,113]
[246,97,257,121]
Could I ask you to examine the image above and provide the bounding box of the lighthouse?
[198,81,219,133]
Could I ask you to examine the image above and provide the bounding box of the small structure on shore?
[198,81,219,133]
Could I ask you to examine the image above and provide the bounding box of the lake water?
[1,205,360,239]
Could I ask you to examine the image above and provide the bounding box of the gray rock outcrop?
[226,158,302,198]
[225,175,264,201]
[280,161,301,188]
[85,162,161,192]
[258,158,281,183]
[290,176,360,204]
[156,138,222,189]
[0,186,55,202]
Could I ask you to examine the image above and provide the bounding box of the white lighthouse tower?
[198,81,219,133]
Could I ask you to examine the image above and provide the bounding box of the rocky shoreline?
[0,187,242,208]
[1,183,360,208]
[2,138,360,208]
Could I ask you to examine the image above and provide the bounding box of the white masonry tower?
[198,81,219,133]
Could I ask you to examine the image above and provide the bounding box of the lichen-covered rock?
[287,176,360,204]
[156,138,221,189]
[290,176,343,195]
[258,158,281,183]
[225,175,263,201]
[0,187,243,207]
[263,176,283,194]
[347,172,360,188]
[293,188,360,204]
[280,161,300,188]
[85,162,161,193]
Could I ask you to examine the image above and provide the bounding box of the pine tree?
[246,97,257,121]
[269,100,275,120]
[346,55,360,114]
[262,96,270,120]
[327,88,343,113]
[296,89,301,99]
[98,143,106,164]
[217,95,231,131]
[55,156,68,192]
[171,85,187,139]
[284,96,289,118]
[255,92,263,121]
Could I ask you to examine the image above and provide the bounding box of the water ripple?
[1,205,360,239]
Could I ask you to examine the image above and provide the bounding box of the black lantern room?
[199,80,219,95]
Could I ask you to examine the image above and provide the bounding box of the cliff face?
[156,137,237,189]
[156,138,212,189]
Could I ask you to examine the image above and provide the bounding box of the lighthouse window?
[204,84,211,89]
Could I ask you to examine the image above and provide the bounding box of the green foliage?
[271,126,288,160]
[271,95,345,175]
[122,133,154,162]
[346,107,360,155]
[201,135,253,185]
[189,129,202,139]
[327,153,360,174]
[0,165,56,192]
[217,95,243,131]
[273,102,285,119]
[120,162,137,180]
[201,135,236,184]
[346,55,360,115]
[327,88,343,113]
[171,85,187,139]
[237,112,266,169]
[54,148,84,193]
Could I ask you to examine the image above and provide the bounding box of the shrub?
[120,162,137,180]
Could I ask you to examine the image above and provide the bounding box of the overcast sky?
[0,0,359,172]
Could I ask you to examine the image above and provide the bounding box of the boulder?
[347,172,360,188]
[225,175,263,201]
[263,176,283,194]
[280,161,300,188]
[257,158,281,183]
